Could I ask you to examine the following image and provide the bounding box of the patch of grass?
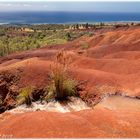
[47,51,78,100]
[63,79,77,97]
[87,32,94,37]
[16,86,33,106]
[44,38,67,45]
[0,98,2,105]
[45,84,56,102]
[82,43,89,50]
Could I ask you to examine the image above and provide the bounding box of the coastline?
[0,21,140,25]
[0,11,140,25]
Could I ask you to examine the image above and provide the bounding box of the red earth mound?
[0,108,140,138]
[0,27,140,138]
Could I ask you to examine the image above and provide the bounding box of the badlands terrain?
[0,25,140,138]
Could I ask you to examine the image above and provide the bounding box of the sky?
[0,1,140,12]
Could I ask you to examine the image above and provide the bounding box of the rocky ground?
[0,27,140,138]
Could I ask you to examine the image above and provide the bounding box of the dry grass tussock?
[46,51,78,101]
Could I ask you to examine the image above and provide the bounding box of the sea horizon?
[0,11,140,24]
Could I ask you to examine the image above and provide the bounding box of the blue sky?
[0,1,140,12]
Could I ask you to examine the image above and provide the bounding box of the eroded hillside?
[0,27,140,138]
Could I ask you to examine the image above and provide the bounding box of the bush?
[65,32,71,41]
[82,43,89,50]
[16,86,33,106]
[87,32,94,37]
[47,51,78,100]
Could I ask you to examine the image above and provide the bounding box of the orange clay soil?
[0,27,140,138]
[0,108,140,138]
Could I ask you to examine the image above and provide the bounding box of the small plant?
[0,98,3,105]
[45,84,56,102]
[47,51,78,101]
[65,32,71,41]
[87,32,94,37]
[82,43,89,50]
[16,86,33,106]
[63,79,77,97]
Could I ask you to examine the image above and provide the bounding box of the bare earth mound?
[0,107,140,138]
[0,27,140,138]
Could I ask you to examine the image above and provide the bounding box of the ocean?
[0,11,140,24]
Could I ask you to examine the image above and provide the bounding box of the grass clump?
[45,84,56,102]
[47,51,78,101]
[44,38,67,45]
[87,32,94,37]
[63,79,77,97]
[16,86,33,106]
[82,43,89,50]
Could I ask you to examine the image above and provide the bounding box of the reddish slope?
[0,28,140,96]
[0,56,139,96]
[0,108,140,138]
[0,27,140,138]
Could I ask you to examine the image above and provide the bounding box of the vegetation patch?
[46,51,78,101]
[44,38,67,45]
[16,86,33,106]
[0,24,88,56]
[82,43,89,50]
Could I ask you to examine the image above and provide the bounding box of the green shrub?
[65,32,71,41]
[16,86,33,106]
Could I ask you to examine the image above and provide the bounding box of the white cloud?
[0,3,32,7]
[6,3,12,6]
[23,4,31,7]
[0,3,12,7]
[43,5,48,7]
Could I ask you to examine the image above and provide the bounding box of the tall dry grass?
[47,51,78,100]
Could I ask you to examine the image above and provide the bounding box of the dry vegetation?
[16,86,33,106]
[15,51,79,107]
[47,51,78,101]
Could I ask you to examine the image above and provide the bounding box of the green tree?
[85,23,89,29]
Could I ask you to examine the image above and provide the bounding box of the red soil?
[0,108,139,138]
[0,27,140,138]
